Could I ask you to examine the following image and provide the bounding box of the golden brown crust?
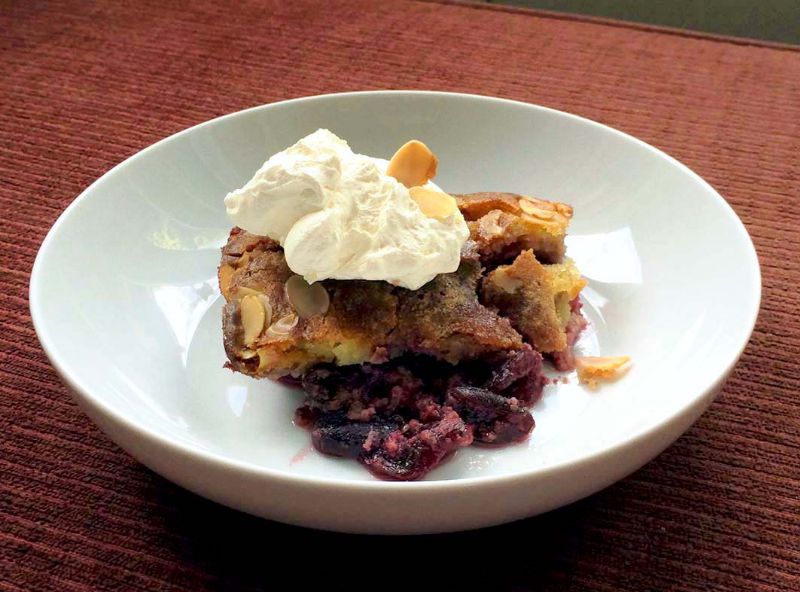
[221,229,522,377]
[218,227,281,299]
[391,251,522,363]
[220,226,280,261]
[482,250,565,352]
[456,192,525,220]
[482,250,586,353]
[455,192,572,264]
[221,191,583,377]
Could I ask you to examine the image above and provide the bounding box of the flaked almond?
[518,197,573,231]
[239,349,259,360]
[285,275,330,318]
[409,186,458,219]
[575,356,631,389]
[240,295,266,346]
[478,210,506,237]
[258,294,273,326]
[218,264,235,299]
[519,199,555,219]
[522,196,572,215]
[554,202,573,217]
[386,140,438,188]
[266,313,299,337]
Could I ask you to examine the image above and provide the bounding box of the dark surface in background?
[487,0,800,44]
[1,1,799,591]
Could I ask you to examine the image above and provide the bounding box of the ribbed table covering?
[1,1,798,590]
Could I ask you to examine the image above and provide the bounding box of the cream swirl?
[224,129,468,290]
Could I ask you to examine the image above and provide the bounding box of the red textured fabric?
[1,1,799,590]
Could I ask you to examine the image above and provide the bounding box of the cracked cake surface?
[220,229,524,379]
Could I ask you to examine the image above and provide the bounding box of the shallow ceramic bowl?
[30,91,760,534]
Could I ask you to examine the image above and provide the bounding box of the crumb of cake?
[575,356,631,389]
[482,250,586,354]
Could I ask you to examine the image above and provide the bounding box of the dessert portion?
[219,129,606,480]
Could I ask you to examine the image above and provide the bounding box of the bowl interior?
[31,92,759,482]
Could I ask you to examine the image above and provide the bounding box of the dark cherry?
[446,386,534,445]
[504,372,547,405]
[362,409,473,480]
[485,344,542,393]
[301,366,341,404]
[311,412,399,459]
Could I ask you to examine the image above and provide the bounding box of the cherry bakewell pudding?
[219,129,629,480]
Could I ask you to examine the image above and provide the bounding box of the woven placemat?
[1,1,798,590]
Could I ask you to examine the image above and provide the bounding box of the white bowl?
[30,91,760,534]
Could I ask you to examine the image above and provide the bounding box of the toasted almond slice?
[285,275,330,318]
[218,265,235,299]
[477,209,506,237]
[554,202,573,217]
[518,197,573,234]
[575,356,631,389]
[386,140,438,188]
[258,294,273,327]
[239,349,259,360]
[266,313,299,337]
[240,295,266,346]
[233,285,269,301]
[520,196,573,216]
[409,186,458,219]
[519,199,555,219]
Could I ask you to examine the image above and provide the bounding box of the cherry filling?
[446,387,534,445]
[295,344,546,480]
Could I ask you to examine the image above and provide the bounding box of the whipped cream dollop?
[224,129,469,290]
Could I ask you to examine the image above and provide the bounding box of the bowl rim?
[29,90,761,491]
